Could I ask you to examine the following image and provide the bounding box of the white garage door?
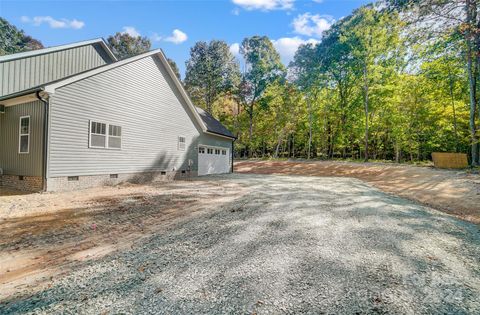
[198,145,230,176]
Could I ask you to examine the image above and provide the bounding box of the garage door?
[198,146,230,176]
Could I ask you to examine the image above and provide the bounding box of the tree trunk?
[247,103,254,158]
[448,68,459,152]
[395,140,400,163]
[363,62,370,162]
[466,0,479,165]
[307,97,312,159]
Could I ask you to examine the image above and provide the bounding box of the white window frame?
[89,120,122,150]
[18,115,30,154]
[178,136,186,151]
[108,124,122,150]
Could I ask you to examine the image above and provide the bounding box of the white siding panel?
[0,44,111,97]
[48,55,232,177]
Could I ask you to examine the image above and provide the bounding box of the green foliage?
[0,18,43,55]
[203,4,476,162]
[106,32,151,60]
[184,40,240,113]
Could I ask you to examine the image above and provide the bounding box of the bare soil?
[0,180,247,300]
[234,160,480,224]
[1,174,478,314]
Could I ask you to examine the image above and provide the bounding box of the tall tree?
[106,32,151,60]
[340,7,401,161]
[388,0,479,165]
[184,40,240,113]
[239,36,284,156]
[291,43,322,159]
[0,18,43,55]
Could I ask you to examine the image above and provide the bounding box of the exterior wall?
[46,170,197,192]
[0,43,112,97]
[197,133,233,170]
[47,54,232,180]
[0,175,43,191]
[0,100,44,176]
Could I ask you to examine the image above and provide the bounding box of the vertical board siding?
[0,44,110,97]
[0,100,44,176]
[48,55,232,178]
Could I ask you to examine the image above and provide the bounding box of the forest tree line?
[182,0,480,165]
[2,0,479,165]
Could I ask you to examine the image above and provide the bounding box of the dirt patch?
[234,160,480,224]
[1,175,479,314]
[0,180,247,300]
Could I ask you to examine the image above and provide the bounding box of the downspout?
[231,138,236,173]
[36,91,49,192]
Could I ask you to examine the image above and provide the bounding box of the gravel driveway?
[1,174,479,314]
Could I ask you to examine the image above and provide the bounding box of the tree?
[388,0,479,165]
[0,18,43,55]
[339,7,401,161]
[184,40,240,113]
[106,32,151,60]
[239,36,285,156]
[290,43,322,159]
[166,58,181,80]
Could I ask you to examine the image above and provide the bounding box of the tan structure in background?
[432,152,468,169]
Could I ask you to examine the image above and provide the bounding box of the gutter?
[36,91,49,192]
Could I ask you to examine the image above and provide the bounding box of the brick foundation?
[0,175,43,192]
[45,170,198,192]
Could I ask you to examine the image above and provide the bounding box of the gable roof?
[195,107,236,139]
[0,38,117,63]
[0,42,234,141]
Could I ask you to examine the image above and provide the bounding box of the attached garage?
[195,106,236,176]
[198,146,230,175]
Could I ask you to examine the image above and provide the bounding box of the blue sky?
[1,0,370,77]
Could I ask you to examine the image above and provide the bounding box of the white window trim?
[199,144,229,153]
[178,136,186,151]
[108,124,122,150]
[18,115,30,154]
[88,120,122,150]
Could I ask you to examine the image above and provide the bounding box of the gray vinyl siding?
[0,43,112,97]
[0,100,44,176]
[47,55,231,178]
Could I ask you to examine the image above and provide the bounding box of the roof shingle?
[195,107,235,139]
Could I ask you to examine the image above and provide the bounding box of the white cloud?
[232,7,241,15]
[272,36,319,65]
[21,16,85,29]
[312,0,323,3]
[122,26,141,37]
[151,33,162,42]
[164,29,188,44]
[229,43,240,57]
[292,12,334,38]
[232,0,294,11]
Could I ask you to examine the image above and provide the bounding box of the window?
[215,149,220,155]
[207,148,213,154]
[18,116,30,154]
[222,150,227,155]
[90,121,107,148]
[178,136,186,151]
[68,176,79,181]
[89,121,122,149]
[108,124,122,149]
[199,147,205,154]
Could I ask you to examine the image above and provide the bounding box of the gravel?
[1,174,479,314]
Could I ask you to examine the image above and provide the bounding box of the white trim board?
[0,38,117,63]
